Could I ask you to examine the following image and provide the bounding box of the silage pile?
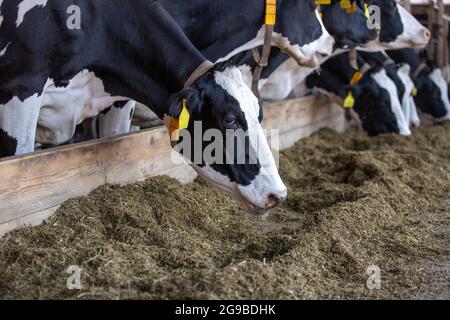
[0,122,449,299]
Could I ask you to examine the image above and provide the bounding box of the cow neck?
[331,53,362,83]
[413,63,428,80]
[96,1,210,118]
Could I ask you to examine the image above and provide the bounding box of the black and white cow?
[306,51,411,136]
[262,0,431,101]
[359,51,420,127]
[306,66,400,136]
[387,48,450,122]
[36,0,334,145]
[0,0,287,213]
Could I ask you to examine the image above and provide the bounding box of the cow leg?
[0,95,42,157]
[98,100,136,138]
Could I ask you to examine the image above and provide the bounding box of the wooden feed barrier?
[0,95,347,237]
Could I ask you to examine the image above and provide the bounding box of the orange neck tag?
[349,71,363,85]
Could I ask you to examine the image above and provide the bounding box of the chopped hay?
[0,122,449,299]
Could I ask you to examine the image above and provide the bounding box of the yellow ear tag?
[343,91,355,108]
[412,87,418,96]
[364,3,370,18]
[340,0,351,10]
[315,0,331,4]
[346,2,357,13]
[169,99,190,142]
[179,98,190,130]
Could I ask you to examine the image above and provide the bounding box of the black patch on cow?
[129,107,134,121]
[321,0,377,48]
[113,101,130,109]
[0,128,18,157]
[360,51,406,102]
[100,107,112,115]
[371,0,404,43]
[100,100,131,116]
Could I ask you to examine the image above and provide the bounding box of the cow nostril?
[422,29,431,40]
[267,193,287,208]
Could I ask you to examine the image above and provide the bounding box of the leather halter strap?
[413,62,428,80]
[184,60,215,89]
[251,0,277,103]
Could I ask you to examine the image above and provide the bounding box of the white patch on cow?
[360,4,429,51]
[196,66,287,210]
[409,96,420,127]
[260,48,340,101]
[442,65,450,84]
[261,59,316,101]
[0,90,47,156]
[36,70,127,145]
[0,0,4,28]
[16,0,48,27]
[429,68,450,122]
[237,64,254,89]
[98,101,136,138]
[133,102,159,123]
[372,69,411,135]
[394,5,430,48]
[0,41,10,57]
[396,64,420,127]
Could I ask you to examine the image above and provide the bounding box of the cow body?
[161,0,334,67]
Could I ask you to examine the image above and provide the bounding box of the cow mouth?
[189,164,266,215]
[239,196,268,216]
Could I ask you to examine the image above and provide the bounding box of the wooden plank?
[263,95,346,150]
[0,127,195,225]
[0,97,345,237]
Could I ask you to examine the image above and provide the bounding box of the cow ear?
[339,84,362,100]
[167,88,203,118]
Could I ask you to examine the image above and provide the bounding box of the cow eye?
[223,113,238,128]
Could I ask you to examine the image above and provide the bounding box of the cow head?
[167,61,287,215]
[321,0,377,49]
[414,68,450,122]
[361,0,430,51]
[276,1,334,67]
[341,68,409,136]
